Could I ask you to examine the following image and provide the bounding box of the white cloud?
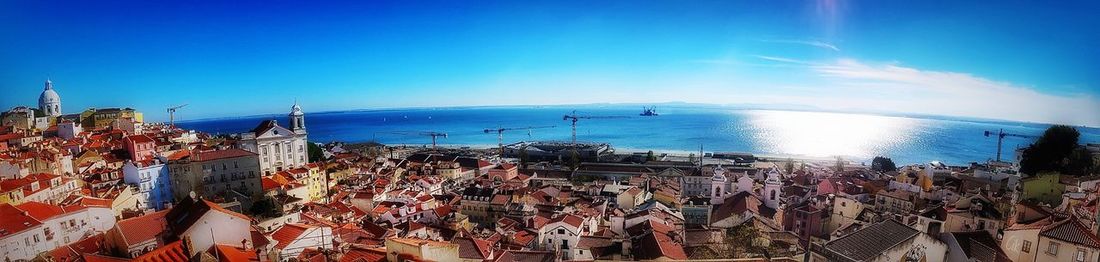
[758,39,841,51]
[809,59,1100,126]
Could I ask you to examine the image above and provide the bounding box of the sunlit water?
[177,106,1100,166]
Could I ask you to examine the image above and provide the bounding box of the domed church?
[39,79,62,117]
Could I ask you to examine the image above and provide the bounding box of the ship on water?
[639,106,659,116]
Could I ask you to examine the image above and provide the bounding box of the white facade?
[239,103,308,175]
[179,209,253,257]
[57,121,82,140]
[0,204,116,261]
[276,225,334,261]
[123,157,173,210]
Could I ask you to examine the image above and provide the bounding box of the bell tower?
[289,101,305,134]
[763,168,782,209]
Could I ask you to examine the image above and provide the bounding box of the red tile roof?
[1040,218,1100,248]
[191,149,256,162]
[132,240,188,262]
[338,246,387,262]
[211,244,260,262]
[126,134,156,144]
[116,210,169,247]
[272,223,311,250]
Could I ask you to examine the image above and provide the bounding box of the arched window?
[715,186,721,195]
[769,190,776,200]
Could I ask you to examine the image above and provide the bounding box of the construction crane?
[167,104,188,127]
[562,110,628,159]
[381,131,448,151]
[984,129,1034,162]
[483,125,556,156]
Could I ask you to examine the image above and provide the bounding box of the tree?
[1020,125,1095,177]
[688,153,696,163]
[307,142,325,163]
[784,158,795,174]
[871,156,897,172]
[834,156,845,173]
[646,150,657,161]
[518,146,530,169]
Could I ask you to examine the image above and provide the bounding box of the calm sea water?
[176,106,1100,166]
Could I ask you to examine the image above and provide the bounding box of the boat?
[640,106,659,116]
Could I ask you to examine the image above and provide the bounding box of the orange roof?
[132,240,189,262]
[191,149,256,162]
[211,244,260,262]
[272,223,311,250]
[202,200,252,221]
[15,201,65,221]
[116,210,169,247]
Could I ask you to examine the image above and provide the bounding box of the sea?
[176,105,1100,166]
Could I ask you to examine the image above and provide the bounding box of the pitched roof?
[190,149,256,162]
[272,223,312,250]
[634,230,687,260]
[949,231,1011,262]
[164,197,250,236]
[1040,218,1100,248]
[0,203,42,237]
[117,210,169,247]
[132,240,189,262]
[338,246,387,262]
[210,244,260,262]
[822,219,920,261]
[453,237,492,259]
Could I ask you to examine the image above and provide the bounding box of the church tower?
[763,168,782,209]
[38,79,61,117]
[289,102,305,134]
[710,165,729,205]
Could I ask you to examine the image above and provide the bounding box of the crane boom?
[167,104,188,127]
[983,129,1034,162]
[483,125,556,156]
[562,111,628,165]
[379,131,448,151]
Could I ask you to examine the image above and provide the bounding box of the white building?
[164,196,254,257]
[123,157,173,210]
[57,121,81,140]
[270,223,334,261]
[239,103,308,175]
[539,214,585,260]
[0,201,117,261]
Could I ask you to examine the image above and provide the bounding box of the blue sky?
[1,1,1098,126]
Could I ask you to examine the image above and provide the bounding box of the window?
[1022,240,1031,253]
[1076,248,1086,262]
[558,229,565,234]
[1048,242,1060,255]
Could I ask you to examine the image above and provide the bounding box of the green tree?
[834,156,845,173]
[519,146,530,169]
[307,142,325,163]
[1020,125,1096,177]
[784,158,795,174]
[569,150,580,170]
[646,150,657,161]
[688,153,696,163]
[871,156,897,172]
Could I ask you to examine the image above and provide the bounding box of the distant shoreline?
[173,103,1084,129]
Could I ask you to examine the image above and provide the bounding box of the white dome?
[38,79,61,116]
[39,80,60,104]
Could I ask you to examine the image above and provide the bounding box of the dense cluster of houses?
[4,81,1100,262]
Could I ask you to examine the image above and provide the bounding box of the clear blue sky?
[2,1,1098,126]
